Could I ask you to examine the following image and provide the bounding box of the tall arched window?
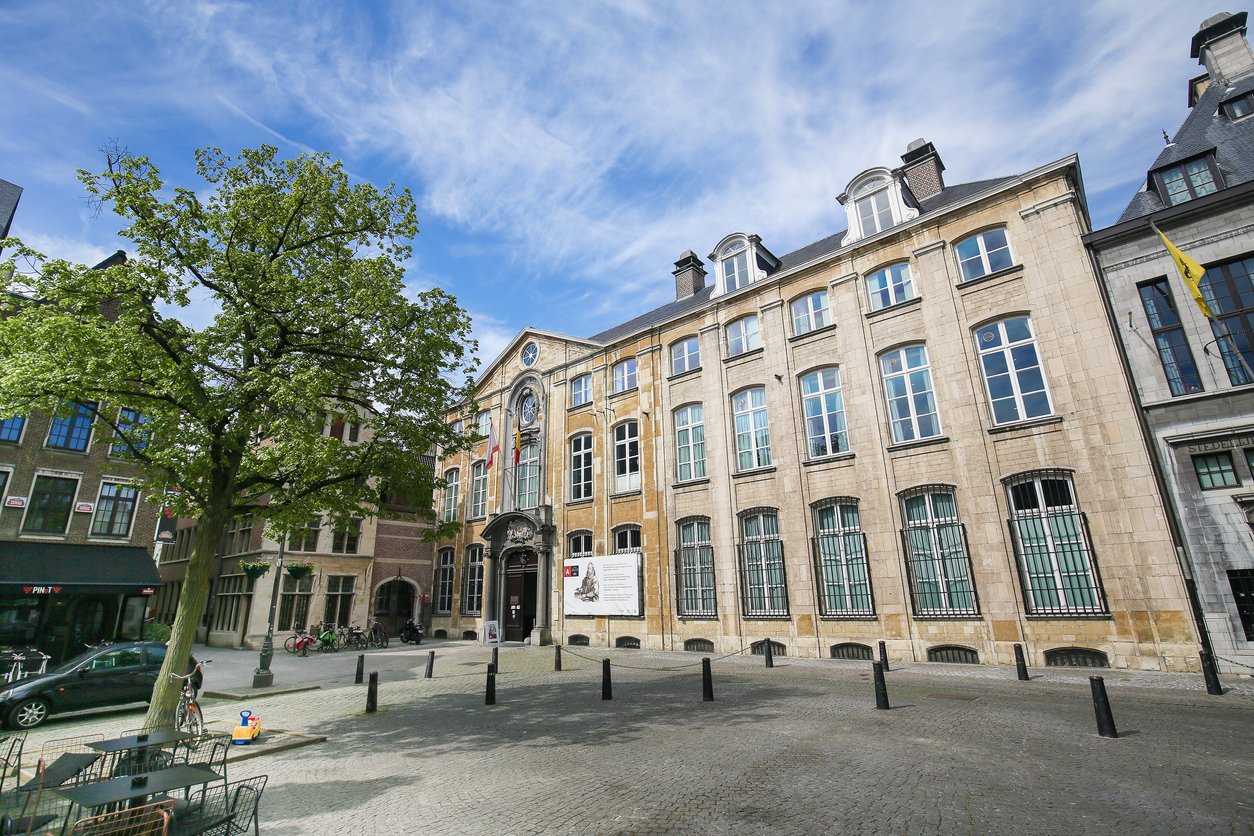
[738,508,788,617]
[462,545,484,615]
[570,433,593,501]
[676,517,716,617]
[799,368,847,458]
[469,461,488,518]
[515,442,539,509]
[613,422,640,493]
[899,487,977,616]
[442,468,460,523]
[721,240,750,291]
[812,498,872,616]
[435,548,455,614]
[974,316,1052,424]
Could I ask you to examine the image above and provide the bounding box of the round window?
[521,342,539,367]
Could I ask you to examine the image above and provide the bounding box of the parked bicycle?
[171,659,209,738]
[342,624,369,651]
[368,620,389,649]
[315,623,340,653]
[284,628,315,656]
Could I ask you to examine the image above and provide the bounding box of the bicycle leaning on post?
[170,659,210,738]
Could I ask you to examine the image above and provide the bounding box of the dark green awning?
[0,542,162,593]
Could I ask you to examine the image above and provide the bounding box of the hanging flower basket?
[285,562,314,580]
[239,561,271,581]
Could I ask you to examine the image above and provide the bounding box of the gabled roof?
[474,326,602,389]
[0,179,21,243]
[1118,70,1254,223]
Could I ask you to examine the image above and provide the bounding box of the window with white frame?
[435,549,454,614]
[442,468,460,523]
[732,387,772,471]
[515,441,540,509]
[720,241,750,292]
[676,517,716,617]
[613,524,641,553]
[47,402,95,451]
[22,474,78,535]
[570,433,593,501]
[974,316,1052,424]
[791,290,830,335]
[738,509,788,617]
[0,468,10,503]
[90,482,139,538]
[569,530,592,559]
[670,336,700,375]
[899,488,977,616]
[726,315,760,357]
[800,368,847,458]
[880,345,941,443]
[866,262,915,311]
[613,359,637,393]
[475,411,492,439]
[1006,472,1106,615]
[288,518,321,552]
[613,422,640,493]
[462,545,484,614]
[856,189,893,236]
[111,408,152,456]
[0,416,24,444]
[955,228,1014,281]
[812,499,872,616]
[674,404,706,482]
[469,461,488,518]
[1155,156,1220,206]
[571,374,592,407]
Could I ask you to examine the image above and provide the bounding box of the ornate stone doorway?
[503,550,538,642]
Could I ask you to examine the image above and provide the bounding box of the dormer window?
[1223,91,1254,119]
[856,190,893,236]
[840,168,918,244]
[1153,154,1221,206]
[720,241,750,292]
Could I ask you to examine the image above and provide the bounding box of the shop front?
[0,543,162,663]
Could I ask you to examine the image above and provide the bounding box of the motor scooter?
[400,619,423,644]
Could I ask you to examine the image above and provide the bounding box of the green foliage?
[143,621,172,642]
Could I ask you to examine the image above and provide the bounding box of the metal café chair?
[1,765,75,835]
[27,735,105,791]
[0,732,26,796]
[69,799,175,835]
[172,775,267,836]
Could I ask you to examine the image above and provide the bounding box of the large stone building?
[432,140,1202,671]
[1086,11,1254,673]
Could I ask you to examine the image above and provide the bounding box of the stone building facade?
[1086,12,1254,673]
[433,142,1201,671]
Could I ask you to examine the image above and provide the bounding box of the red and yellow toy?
[231,710,261,745]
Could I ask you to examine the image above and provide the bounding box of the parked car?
[0,641,198,729]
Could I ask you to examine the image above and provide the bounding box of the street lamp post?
[252,538,287,688]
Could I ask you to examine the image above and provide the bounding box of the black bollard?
[366,671,378,714]
[485,663,496,705]
[602,658,613,701]
[492,645,499,673]
[764,639,774,669]
[878,640,890,672]
[1014,644,1029,681]
[355,653,364,685]
[1200,650,1223,696]
[554,645,562,672]
[425,650,435,680]
[702,657,714,702]
[873,661,890,710]
[1089,675,1118,738]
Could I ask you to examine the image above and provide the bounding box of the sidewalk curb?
[202,685,321,700]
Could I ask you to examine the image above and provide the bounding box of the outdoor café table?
[53,764,222,813]
[88,730,193,755]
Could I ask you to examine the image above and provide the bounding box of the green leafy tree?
[0,145,476,724]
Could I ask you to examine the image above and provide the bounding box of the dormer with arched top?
[837,166,919,245]
[708,233,781,298]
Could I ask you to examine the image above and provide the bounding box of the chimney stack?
[900,139,945,202]
[1192,12,1254,85]
[673,250,706,300]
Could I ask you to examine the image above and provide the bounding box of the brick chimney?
[673,250,706,300]
[1192,12,1254,85]
[900,139,945,202]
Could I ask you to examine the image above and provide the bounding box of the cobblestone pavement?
[14,643,1254,835]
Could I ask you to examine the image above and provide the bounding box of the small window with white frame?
[570,433,593,501]
[880,345,941,443]
[0,416,25,444]
[954,228,1014,281]
[568,530,593,559]
[613,421,640,493]
[790,290,830,335]
[720,240,750,292]
[21,472,80,536]
[855,189,893,236]
[674,404,706,482]
[866,262,916,311]
[731,387,772,471]
[799,368,847,458]
[90,481,139,538]
[726,315,760,358]
[973,315,1052,424]
[46,401,95,452]
[111,408,152,457]
[571,374,592,407]
[475,411,492,440]
[613,524,641,553]
[613,359,637,393]
[670,336,700,375]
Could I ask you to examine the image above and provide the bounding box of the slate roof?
[586,174,1018,345]
[0,179,22,242]
[1117,70,1254,223]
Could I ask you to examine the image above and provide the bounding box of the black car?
[0,641,197,729]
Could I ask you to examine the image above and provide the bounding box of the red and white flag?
[485,417,500,468]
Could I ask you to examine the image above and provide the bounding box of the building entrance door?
[503,551,537,642]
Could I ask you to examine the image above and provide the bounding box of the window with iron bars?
[675,517,716,617]
[737,509,788,617]
[899,488,978,616]
[812,499,873,617]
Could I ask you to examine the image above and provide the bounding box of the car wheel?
[8,698,50,729]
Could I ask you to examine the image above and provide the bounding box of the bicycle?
[343,624,369,651]
[315,623,340,653]
[368,620,389,649]
[284,628,314,655]
[170,659,210,739]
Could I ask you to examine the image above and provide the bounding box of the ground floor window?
[1005,472,1106,615]
[435,550,454,614]
[900,488,978,616]
[676,517,716,617]
[1229,569,1254,641]
[812,499,873,616]
[323,575,356,626]
[463,546,484,615]
[211,574,253,633]
[738,509,788,617]
[277,575,314,631]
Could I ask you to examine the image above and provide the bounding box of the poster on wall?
[563,553,641,617]
[484,620,500,644]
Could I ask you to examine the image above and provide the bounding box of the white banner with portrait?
[563,553,641,616]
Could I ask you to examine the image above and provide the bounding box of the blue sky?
[0,0,1217,367]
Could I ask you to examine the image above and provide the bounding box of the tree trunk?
[143,506,231,728]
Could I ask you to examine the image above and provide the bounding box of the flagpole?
[1213,318,1254,383]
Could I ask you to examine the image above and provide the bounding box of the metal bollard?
[878,640,890,672]
[492,645,499,673]
[1014,644,1029,681]
[366,671,378,714]
[602,658,613,701]
[1089,675,1118,738]
[554,645,562,672]
[485,663,496,706]
[764,639,774,669]
[1200,649,1223,696]
[873,661,890,710]
[702,657,714,702]
[425,650,435,680]
[355,653,364,685]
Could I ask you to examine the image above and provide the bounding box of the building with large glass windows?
[432,138,1201,671]
[1086,12,1254,673]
